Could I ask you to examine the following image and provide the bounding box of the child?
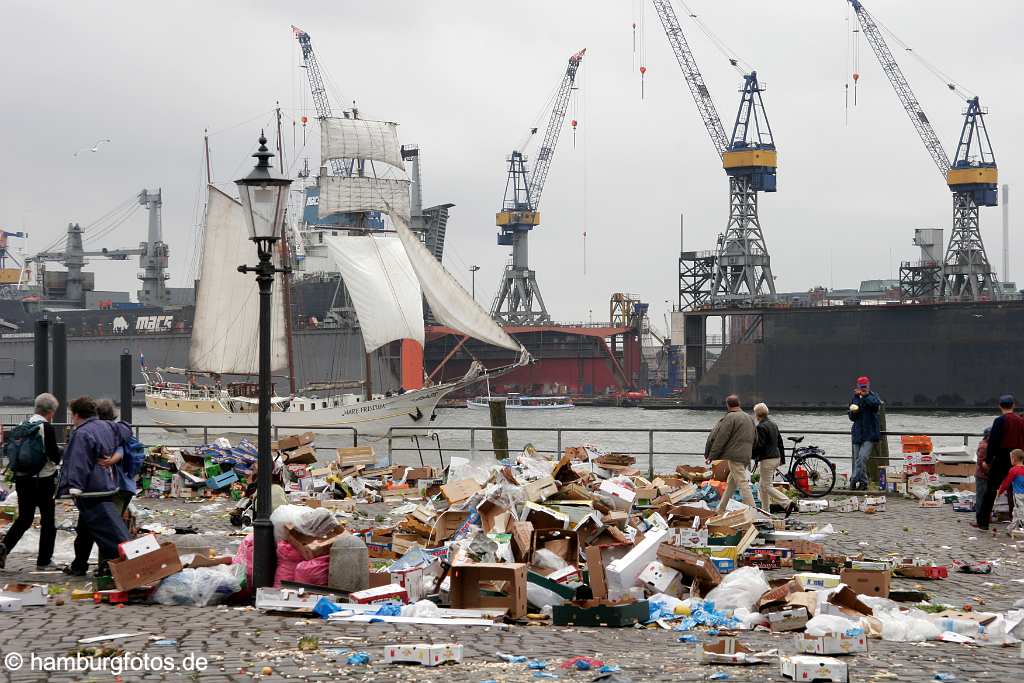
[996,448,1024,531]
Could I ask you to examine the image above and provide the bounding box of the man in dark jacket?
[57,396,130,576]
[848,376,882,491]
[975,394,1024,530]
[0,393,63,570]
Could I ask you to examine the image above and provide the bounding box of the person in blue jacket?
[56,396,130,577]
[848,375,882,491]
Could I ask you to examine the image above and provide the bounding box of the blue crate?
[207,470,239,491]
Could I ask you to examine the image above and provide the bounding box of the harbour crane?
[29,223,144,305]
[0,229,27,289]
[292,25,350,178]
[490,49,586,325]
[652,0,777,306]
[849,0,999,300]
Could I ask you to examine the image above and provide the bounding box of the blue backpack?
[3,420,48,476]
[118,423,146,478]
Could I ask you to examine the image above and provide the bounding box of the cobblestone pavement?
[1,496,1022,682]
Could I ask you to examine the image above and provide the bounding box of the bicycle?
[772,436,837,498]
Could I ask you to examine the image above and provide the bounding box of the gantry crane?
[490,49,585,325]
[0,229,27,288]
[849,0,999,300]
[29,222,144,304]
[652,0,777,307]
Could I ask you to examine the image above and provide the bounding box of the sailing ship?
[144,117,528,436]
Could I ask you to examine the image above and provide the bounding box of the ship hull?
[144,382,456,438]
[680,301,1024,409]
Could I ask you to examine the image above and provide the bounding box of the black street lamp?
[235,132,292,590]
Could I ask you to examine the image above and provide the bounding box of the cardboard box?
[935,462,975,477]
[272,432,314,452]
[780,655,848,682]
[585,544,632,599]
[109,542,183,591]
[768,606,810,632]
[638,561,684,596]
[0,597,21,611]
[657,543,722,587]
[535,528,579,565]
[840,567,890,598]
[523,501,570,530]
[119,534,161,560]
[605,529,669,595]
[598,480,636,511]
[350,583,409,605]
[207,470,238,491]
[477,500,512,534]
[440,479,481,505]
[668,527,709,548]
[336,446,376,467]
[284,445,318,465]
[283,524,348,561]
[522,476,558,502]
[775,539,824,556]
[383,643,463,667]
[701,637,775,665]
[707,507,755,533]
[741,546,792,570]
[390,566,427,602]
[450,562,527,619]
[895,564,948,579]
[797,499,829,513]
[794,572,842,590]
[795,633,867,656]
[551,599,648,627]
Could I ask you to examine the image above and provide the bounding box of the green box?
[527,571,577,602]
[552,600,648,627]
[204,462,222,478]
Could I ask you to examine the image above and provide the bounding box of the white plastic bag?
[527,582,566,609]
[805,614,861,637]
[152,565,243,607]
[874,608,941,642]
[400,599,442,618]
[532,548,568,572]
[733,607,769,630]
[447,457,494,485]
[703,566,770,612]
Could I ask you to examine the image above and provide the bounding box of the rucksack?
[120,429,146,478]
[2,420,48,476]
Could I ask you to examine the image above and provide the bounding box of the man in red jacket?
[974,395,1024,530]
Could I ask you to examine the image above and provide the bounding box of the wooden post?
[489,399,508,461]
[867,403,889,489]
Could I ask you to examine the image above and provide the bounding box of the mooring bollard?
[489,399,509,461]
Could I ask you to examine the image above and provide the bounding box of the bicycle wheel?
[790,454,836,498]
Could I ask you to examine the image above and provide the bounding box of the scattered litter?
[345,651,371,665]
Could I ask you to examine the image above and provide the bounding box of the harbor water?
[4,405,991,475]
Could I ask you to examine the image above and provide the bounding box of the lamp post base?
[252,518,276,590]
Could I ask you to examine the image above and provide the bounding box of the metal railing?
[386,425,981,478]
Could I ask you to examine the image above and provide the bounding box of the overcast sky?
[1,0,1020,332]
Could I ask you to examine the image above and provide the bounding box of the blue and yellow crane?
[490,49,585,325]
[651,0,777,306]
[849,0,999,300]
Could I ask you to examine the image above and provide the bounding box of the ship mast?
[275,103,298,395]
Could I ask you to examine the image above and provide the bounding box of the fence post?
[648,430,655,479]
[387,429,393,466]
[867,404,889,490]
[470,428,476,458]
[556,429,562,458]
[489,400,509,461]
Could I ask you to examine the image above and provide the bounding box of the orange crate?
[900,435,933,454]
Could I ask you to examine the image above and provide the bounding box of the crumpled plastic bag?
[873,608,941,642]
[270,504,341,541]
[447,456,494,486]
[401,600,442,618]
[294,555,330,586]
[805,614,863,637]
[152,565,243,607]
[274,540,304,587]
[673,599,741,630]
[703,566,770,612]
[232,534,255,591]
[733,606,769,630]
[532,548,569,572]
[527,582,566,609]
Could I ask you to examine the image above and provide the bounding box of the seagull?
[73,138,111,157]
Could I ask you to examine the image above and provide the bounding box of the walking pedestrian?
[975,427,991,513]
[706,395,757,512]
[68,399,140,574]
[0,393,63,570]
[974,394,1024,530]
[996,449,1024,532]
[848,376,882,491]
[57,396,130,577]
[752,403,796,516]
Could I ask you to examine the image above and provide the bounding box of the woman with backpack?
[0,393,63,570]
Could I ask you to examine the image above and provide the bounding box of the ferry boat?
[466,393,573,410]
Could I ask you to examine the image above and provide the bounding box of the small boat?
[466,393,574,410]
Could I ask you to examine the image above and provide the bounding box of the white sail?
[318,176,411,221]
[321,118,405,172]
[189,186,288,375]
[325,235,424,353]
[393,214,522,352]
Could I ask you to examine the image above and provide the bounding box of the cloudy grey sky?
[1,0,1020,331]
